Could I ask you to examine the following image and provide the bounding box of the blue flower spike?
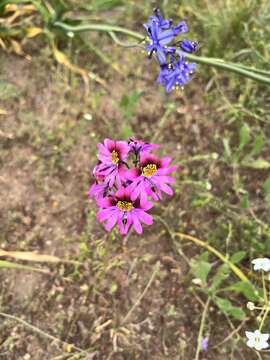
[144,8,198,92]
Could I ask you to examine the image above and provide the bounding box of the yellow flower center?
[117,201,134,212]
[142,163,157,177]
[111,150,119,164]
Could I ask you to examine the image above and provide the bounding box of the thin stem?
[259,308,270,331]
[175,232,250,283]
[0,312,88,355]
[52,21,270,85]
[185,54,270,85]
[212,317,248,349]
[262,270,268,303]
[108,31,143,48]
[121,261,160,324]
[53,22,144,41]
[194,297,210,360]
[152,106,175,142]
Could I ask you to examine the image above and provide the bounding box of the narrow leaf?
[242,159,270,169]
[0,249,77,264]
[238,123,250,152]
[0,260,49,273]
[230,251,246,264]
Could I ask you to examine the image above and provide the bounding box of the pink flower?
[88,182,110,200]
[126,152,177,201]
[97,139,129,164]
[97,187,153,235]
[95,139,130,188]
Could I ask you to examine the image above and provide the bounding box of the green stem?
[195,297,210,360]
[53,21,143,42]
[185,54,270,85]
[262,270,268,303]
[52,21,270,85]
[175,232,251,283]
[259,307,270,331]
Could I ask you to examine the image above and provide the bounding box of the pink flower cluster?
[88,138,177,235]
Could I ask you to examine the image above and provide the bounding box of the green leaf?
[249,134,265,158]
[215,296,245,320]
[0,81,19,100]
[88,0,123,11]
[121,123,133,138]
[242,159,270,169]
[222,281,259,301]
[210,264,229,292]
[240,193,249,209]
[230,251,246,264]
[0,260,48,273]
[238,123,250,152]
[190,252,212,285]
[229,307,246,320]
[120,90,142,120]
[263,177,270,205]
[223,138,231,159]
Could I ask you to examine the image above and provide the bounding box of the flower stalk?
[53,21,270,86]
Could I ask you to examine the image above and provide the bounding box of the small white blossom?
[252,258,270,272]
[246,330,269,350]
[247,302,255,311]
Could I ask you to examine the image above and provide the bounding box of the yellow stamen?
[111,150,119,164]
[117,201,133,212]
[143,163,157,177]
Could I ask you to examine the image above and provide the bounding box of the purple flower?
[88,182,110,200]
[157,56,197,92]
[95,139,130,188]
[179,39,198,53]
[148,8,173,30]
[126,152,177,201]
[144,9,188,65]
[143,9,198,91]
[97,187,153,235]
[201,337,208,352]
[128,137,159,156]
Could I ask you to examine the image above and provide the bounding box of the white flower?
[246,330,269,350]
[252,258,270,272]
[247,302,255,311]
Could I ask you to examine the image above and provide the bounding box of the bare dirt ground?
[0,44,269,360]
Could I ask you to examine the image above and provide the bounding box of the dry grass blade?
[0,107,9,115]
[0,259,49,273]
[26,27,43,38]
[52,43,90,100]
[0,249,79,264]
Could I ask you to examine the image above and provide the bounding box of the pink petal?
[97,197,114,208]
[115,187,127,199]
[155,175,176,184]
[125,167,141,180]
[130,184,141,201]
[157,165,177,175]
[158,182,174,196]
[105,213,118,231]
[97,208,115,222]
[136,210,153,225]
[97,143,111,156]
[131,214,143,234]
[140,152,158,166]
[160,156,172,167]
[140,199,153,211]
[104,139,115,151]
[115,141,129,159]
